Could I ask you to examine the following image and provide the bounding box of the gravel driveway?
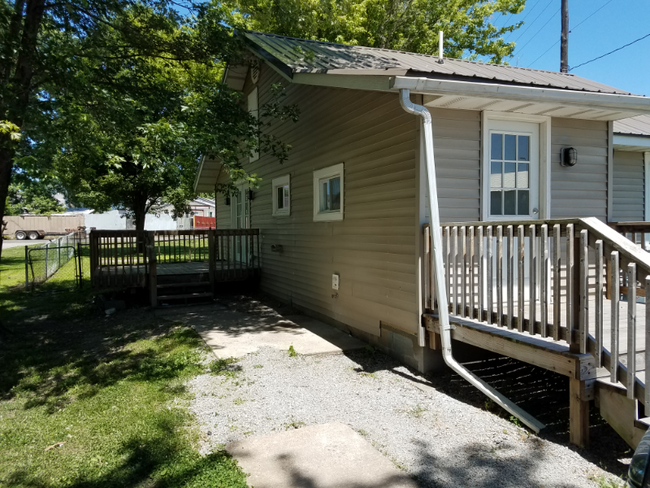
[186,298,628,488]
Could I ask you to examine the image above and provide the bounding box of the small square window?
[272,175,290,217]
[313,163,344,222]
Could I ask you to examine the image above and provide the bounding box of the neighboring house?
[195,31,650,372]
[611,114,650,222]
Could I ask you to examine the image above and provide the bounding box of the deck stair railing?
[423,217,650,415]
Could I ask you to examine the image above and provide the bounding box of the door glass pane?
[504,190,516,215]
[518,136,530,161]
[504,163,516,188]
[490,191,502,215]
[517,163,529,188]
[518,190,530,216]
[490,161,502,187]
[491,133,502,160]
[505,135,516,160]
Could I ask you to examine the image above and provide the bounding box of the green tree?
[0,1,295,250]
[231,0,525,63]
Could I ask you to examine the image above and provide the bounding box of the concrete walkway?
[158,301,416,487]
[156,302,366,357]
[226,423,417,488]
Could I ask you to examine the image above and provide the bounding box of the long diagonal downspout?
[399,89,545,433]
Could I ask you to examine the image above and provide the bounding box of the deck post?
[147,231,158,308]
[568,231,590,447]
[570,377,590,447]
[208,230,216,295]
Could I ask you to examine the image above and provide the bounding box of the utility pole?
[561,0,569,72]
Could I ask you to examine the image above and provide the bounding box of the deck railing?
[610,222,650,253]
[90,229,261,290]
[423,217,650,410]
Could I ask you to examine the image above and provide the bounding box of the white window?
[272,175,291,217]
[248,87,259,162]
[313,163,344,222]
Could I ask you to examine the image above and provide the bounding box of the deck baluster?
[478,226,484,322]
[579,229,589,354]
[611,251,620,383]
[552,224,561,340]
[517,225,525,332]
[646,276,650,411]
[507,225,514,330]
[566,224,575,342]
[497,226,503,327]
[487,226,494,325]
[627,262,637,399]
[452,227,458,315]
[529,225,537,334]
[469,226,475,318]
[540,224,549,338]
[595,240,604,367]
[444,227,451,312]
[461,226,467,317]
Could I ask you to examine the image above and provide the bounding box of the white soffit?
[422,94,640,121]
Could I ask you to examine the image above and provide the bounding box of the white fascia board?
[390,76,650,115]
[613,134,650,149]
[292,73,394,91]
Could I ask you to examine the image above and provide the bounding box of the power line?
[527,0,615,68]
[516,7,561,55]
[503,0,544,41]
[511,0,555,44]
[570,32,650,71]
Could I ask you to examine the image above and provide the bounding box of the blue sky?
[494,0,650,95]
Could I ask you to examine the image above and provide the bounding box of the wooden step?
[157,282,209,289]
[158,292,213,301]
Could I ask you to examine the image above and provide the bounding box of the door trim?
[481,111,551,221]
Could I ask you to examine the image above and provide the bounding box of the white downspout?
[399,89,545,433]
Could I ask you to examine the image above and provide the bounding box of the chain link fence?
[25,232,88,290]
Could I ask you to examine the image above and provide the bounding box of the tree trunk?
[133,193,148,232]
[0,143,16,261]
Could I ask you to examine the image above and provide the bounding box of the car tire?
[28,231,39,240]
[15,230,27,240]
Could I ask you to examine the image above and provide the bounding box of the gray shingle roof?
[243,31,637,96]
[614,114,650,136]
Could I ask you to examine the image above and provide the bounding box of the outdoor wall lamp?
[561,147,578,167]
[248,189,255,201]
[225,196,230,206]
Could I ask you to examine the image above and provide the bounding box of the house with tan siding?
[195,31,650,375]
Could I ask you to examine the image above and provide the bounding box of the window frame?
[313,163,344,222]
[272,174,291,217]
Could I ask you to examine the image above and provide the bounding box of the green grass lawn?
[0,252,248,487]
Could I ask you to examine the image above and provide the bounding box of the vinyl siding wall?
[217,65,419,337]
[550,118,609,220]
[612,150,645,222]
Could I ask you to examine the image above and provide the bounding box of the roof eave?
[391,76,650,116]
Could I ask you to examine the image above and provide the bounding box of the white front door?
[231,183,250,263]
[485,120,540,220]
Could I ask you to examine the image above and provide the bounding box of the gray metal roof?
[243,31,637,96]
[614,114,650,136]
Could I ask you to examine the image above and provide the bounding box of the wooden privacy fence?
[423,217,650,411]
[90,229,261,289]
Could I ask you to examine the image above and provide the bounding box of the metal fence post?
[24,245,29,289]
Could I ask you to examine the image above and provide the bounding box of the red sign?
[194,216,216,229]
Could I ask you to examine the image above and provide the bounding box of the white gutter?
[393,76,650,114]
[399,89,545,433]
